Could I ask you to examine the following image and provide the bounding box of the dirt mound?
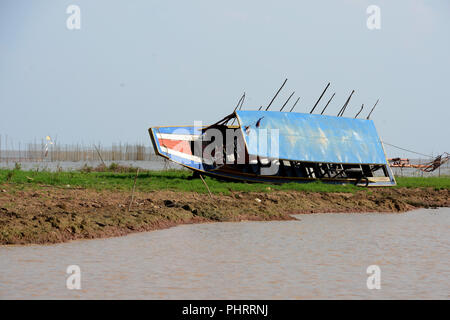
[0,186,448,245]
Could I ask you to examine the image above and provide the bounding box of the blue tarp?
[235,111,388,165]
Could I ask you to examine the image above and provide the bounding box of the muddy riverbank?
[0,185,448,245]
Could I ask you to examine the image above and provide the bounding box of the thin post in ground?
[94,144,106,166]
[199,174,212,198]
[128,168,140,211]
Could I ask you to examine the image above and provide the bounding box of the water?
[1,208,449,299]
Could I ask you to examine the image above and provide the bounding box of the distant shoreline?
[1,169,448,245]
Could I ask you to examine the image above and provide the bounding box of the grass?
[394,176,450,190]
[0,168,449,195]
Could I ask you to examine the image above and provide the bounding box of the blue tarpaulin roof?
[235,111,388,165]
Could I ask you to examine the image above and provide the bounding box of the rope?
[382,141,432,158]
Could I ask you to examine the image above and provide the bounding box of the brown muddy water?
[0,208,449,299]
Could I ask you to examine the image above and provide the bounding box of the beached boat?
[148,109,396,187]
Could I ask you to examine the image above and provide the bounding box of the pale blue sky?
[1,0,449,157]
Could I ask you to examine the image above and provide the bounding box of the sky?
[0,0,449,158]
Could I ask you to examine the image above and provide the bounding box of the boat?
[148,109,396,187]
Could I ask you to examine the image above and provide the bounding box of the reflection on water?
[1,208,449,299]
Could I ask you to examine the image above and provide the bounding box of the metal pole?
[238,92,246,110]
[366,99,379,119]
[337,90,355,117]
[354,104,364,118]
[266,78,288,111]
[320,93,335,115]
[230,92,245,125]
[280,91,295,111]
[310,82,330,113]
[289,97,300,112]
[233,93,245,112]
